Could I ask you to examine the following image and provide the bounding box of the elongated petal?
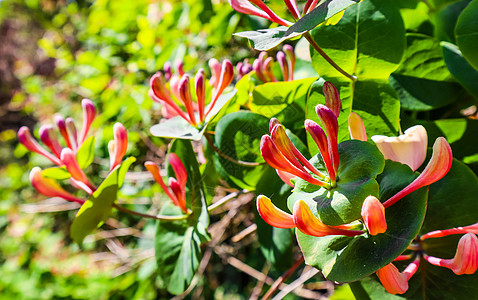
[323,82,341,118]
[293,200,363,237]
[257,195,295,228]
[61,148,91,188]
[315,104,339,172]
[228,0,292,26]
[18,126,62,165]
[110,123,128,171]
[144,161,177,204]
[383,137,452,208]
[263,57,277,82]
[169,153,187,191]
[65,117,78,151]
[361,196,387,235]
[175,59,184,77]
[206,60,234,117]
[304,120,335,184]
[276,170,295,187]
[39,125,62,158]
[269,118,281,132]
[348,112,367,141]
[376,260,419,295]
[55,115,71,149]
[179,74,197,126]
[277,51,289,82]
[425,233,478,275]
[208,58,222,89]
[79,99,96,144]
[284,0,299,19]
[195,69,206,122]
[371,125,427,171]
[422,222,478,240]
[169,177,187,213]
[261,135,328,187]
[283,45,295,81]
[271,124,325,178]
[149,73,189,121]
[30,167,84,204]
[163,62,172,81]
[253,57,268,83]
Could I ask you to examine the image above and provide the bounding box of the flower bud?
[39,125,62,159]
[361,196,387,235]
[323,82,341,118]
[30,167,84,204]
[79,99,96,144]
[348,112,367,141]
[18,126,62,165]
[256,195,295,228]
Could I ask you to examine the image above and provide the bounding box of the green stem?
[113,203,189,221]
[304,32,357,82]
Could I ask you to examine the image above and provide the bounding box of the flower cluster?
[377,224,478,294]
[246,45,296,83]
[149,58,234,127]
[18,99,128,203]
[145,154,189,214]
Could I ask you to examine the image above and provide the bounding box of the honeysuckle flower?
[256,196,363,236]
[424,233,478,275]
[421,221,478,240]
[30,167,84,204]
[251,46,296,83]
[348,112,367,141]
[236,59,253,79]
[108,123,128,171]
[149,59,234,126]
[361,196,387,235]
[144,153,188,213]
[382,137,453,208]
[61,148,94,193]
[376,259,420,295]
[323,81,341,118]
[18,99,96,166]
[371,125,428,172]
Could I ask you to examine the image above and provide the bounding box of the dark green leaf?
[296,160,427,283]
[442,41,478,100]
[76,136,95,169]
[288,140,384,225]
[455,0,478,71]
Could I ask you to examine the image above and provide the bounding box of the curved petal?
[257,195,295,228]
[361,196,387,235]
[348,112,367,141]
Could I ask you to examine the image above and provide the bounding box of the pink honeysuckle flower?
[236,59,253,80]
[315,104,339,172]
[323,82,341,118]
[144,159,188,214]
[376,259,420,295]
[263,57,278,82]
[30,167,84,204]
[371,125,428,172]
[175,59,185,77]
[163,62,172,81]
[108,123,128,171]
[421,221,478,240]
[18,126,63,166]
[60,148,95,193]
[293,200,363,237]
[305,119,336,185]
[65,117,78,151]
[283,45,295,81]
[361,196,387,236]
[277,51,288,83]
[168,153,187,191]
[276,170,295,187]
[228,0,292,27]
[260,134,329,187]
[252,46,296,83]
[149,59,233,127]
[348,112,367,141]
[256,195,295,228]
[383,137,453,208]
[78,99,96,144]
[39,125,63,159]
[55,115,72,149]
[424,233,478,275]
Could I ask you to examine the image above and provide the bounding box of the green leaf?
[118,157,136,188]
[296,160,427,283]
[150,90,237,140]
[213,111,270,190]
[41,167,71,180]
[70,167,120,244]
[288,0,361,34]
[310,0,405,80]
[76,136,95,169]
[251,77,317,130]
[288,140,385,225]
[234,26,302,52]
[455,0,478,71]
[441,41,478,100]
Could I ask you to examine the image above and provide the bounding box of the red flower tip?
[79,98,96,144]
[304,119,336,184]
[323,82,341,118]
[257,195,295,228]
[109,123,128,171]
[18,126,62,165]
[376,259,419,295]
[361,196,387,235]
[39,125,62,159]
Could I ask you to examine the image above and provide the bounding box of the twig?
[250,263,270,300]
[304,32,357,82]
[272,267,321,300]
[207,189,248,212]
[112,203,189,221]
[231,224,257,243]
[263,256,305,300]
[204,133,263,167]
